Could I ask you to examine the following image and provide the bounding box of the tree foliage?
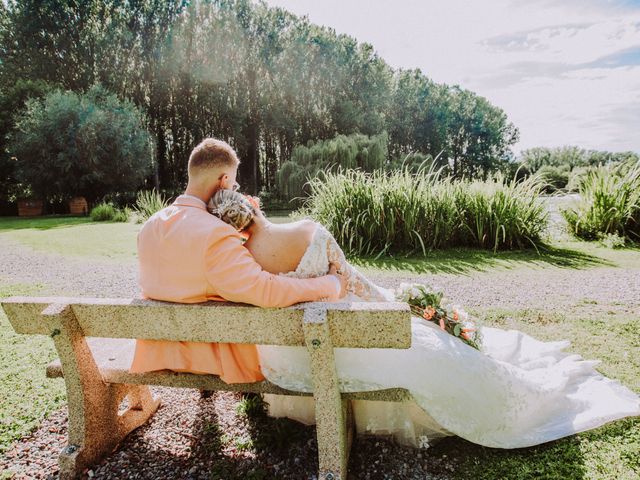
[519,146,638,172]
[0,79,54,204]
[0,0,520,198]
[10,86,153,202]
[277,132,388,199]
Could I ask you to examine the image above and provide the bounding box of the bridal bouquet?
[395,283,482,350]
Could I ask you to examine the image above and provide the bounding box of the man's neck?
[184,186,213,204]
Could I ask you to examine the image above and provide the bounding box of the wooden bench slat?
[2,297,412,348]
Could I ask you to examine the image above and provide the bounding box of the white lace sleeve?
[324,230,387,302]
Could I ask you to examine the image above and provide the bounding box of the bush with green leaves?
[300,169,548,255]
[562,162,640,242]
[520,146,639,172]
[276,132,388,200]
[0,79,54,205]
[9,85,154,203]
[565,166,592,192]
[90,203,130,222]
[537,164,570,193]
[134,189,170,222]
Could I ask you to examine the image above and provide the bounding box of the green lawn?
[434,307,640,480]
[0,283,65,454]
[1,215,638,272]
[0,215,140,261]
[0,215,638,478]
[0,213,292,261]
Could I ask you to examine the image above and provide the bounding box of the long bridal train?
[257,225,640,449]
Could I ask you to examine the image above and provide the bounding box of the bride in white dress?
[209,190,640,449]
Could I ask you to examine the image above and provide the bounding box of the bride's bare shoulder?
[287,218,318,235]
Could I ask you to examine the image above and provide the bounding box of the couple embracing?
[131,138,640,449]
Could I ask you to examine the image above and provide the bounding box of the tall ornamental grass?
[562,162,640,242]
[301,170,548,255]
[134,189,170,223]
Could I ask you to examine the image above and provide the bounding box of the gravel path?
[2,235,638,315]
[1,389,454,480]
[0,237,139,297]
[1,232,639,479]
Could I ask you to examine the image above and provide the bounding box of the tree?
[10,86,154,204]
[0,0,522,196]
[277,132,389,199]
[0,79,54,205]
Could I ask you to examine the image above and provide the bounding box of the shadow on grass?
[433,415,640,480]
[432,434,588,480]
[353,244,612,275]
[0,215,92,232]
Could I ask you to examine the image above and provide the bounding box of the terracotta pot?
[68,196,88,215]
[17,198,44,217]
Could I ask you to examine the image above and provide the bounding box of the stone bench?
[1,296,412,480]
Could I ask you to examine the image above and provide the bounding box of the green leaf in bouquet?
[454,324,461,336]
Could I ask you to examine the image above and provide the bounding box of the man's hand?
[329,263,348,299]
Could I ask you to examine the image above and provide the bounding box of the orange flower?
[453,310,459,321]
[423,306,436,320]
[462,328,475,333]
[439,318,446,330]
[461,332,470,340]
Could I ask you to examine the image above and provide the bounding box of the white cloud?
[264,0,640,154]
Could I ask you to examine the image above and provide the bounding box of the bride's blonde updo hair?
[208,190,256,231]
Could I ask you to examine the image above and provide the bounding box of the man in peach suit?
[130,138,346,383]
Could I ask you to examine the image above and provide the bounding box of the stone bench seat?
[2,296,412,480]
[45,337,411,401]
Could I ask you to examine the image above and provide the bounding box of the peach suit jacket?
[130,194,340,383]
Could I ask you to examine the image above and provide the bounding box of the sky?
[264,0,640,155]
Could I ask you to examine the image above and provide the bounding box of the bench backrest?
[1,297,412,348]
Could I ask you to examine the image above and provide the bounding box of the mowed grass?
[429,307,639,480]
[0,214,293,261]
[0,216,140,261]
[0,283,66,454]
[0,214,638,478]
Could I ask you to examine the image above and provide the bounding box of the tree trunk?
[240,117,259,194]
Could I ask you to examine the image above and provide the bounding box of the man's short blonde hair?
[188,138,239,176]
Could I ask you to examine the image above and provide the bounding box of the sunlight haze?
[265,0,640,155]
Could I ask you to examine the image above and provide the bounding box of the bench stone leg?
[43,304,160,479]
[303,308,354,480]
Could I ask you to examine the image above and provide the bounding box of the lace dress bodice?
[279,224,388,302]
[258,222,640,449]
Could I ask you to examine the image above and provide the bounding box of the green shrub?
[537,165,570,192]
[566,166,591,192]
[599,232,626,249]
[134,189,169,222]
[9,85,154,203]
[90,202,129,222]
[562,162,640,241]
[276,132,388,199]
[300,169,548,255]
[387,151,441,174]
